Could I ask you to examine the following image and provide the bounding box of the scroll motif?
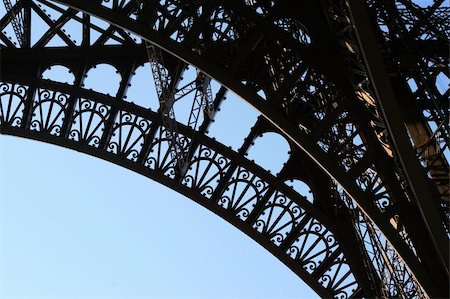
[107,111,152,161]
[144,126,188,178]
[69,98,111,147]
[287,217,339,274]
[253,190,307,245]
[0,83,27,127]
[318,253,357,299]
[182,144,231,198]
[219,165,269,221]
[30,88,69,136]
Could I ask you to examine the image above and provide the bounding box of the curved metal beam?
[0,75,363,298]
[45,1,442,295]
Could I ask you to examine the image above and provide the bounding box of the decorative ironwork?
[146,42,187,173]
[1,0,448,298]
[0,83,27,126]
[0,75,359,298]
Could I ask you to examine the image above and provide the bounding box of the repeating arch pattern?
[30,88,69,134]
[1,0,448,298]
[0,83,27,126]
[0,78,359,298]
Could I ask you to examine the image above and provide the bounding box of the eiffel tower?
[0,1,448,298]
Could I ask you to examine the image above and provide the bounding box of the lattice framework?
[1,1,448,298]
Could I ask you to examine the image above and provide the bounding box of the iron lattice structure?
[0,0,448,298]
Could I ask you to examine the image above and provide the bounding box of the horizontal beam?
[45,3,440,293]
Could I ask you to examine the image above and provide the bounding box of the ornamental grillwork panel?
[1,0,448,298]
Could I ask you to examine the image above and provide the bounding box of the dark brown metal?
[1,1,448,298]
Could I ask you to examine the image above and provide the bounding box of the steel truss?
[0,1,448,298]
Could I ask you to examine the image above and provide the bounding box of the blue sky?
[0,1,320,297]
[0,135,318,299]
[1,0,447,298]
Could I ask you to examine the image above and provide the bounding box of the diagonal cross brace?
[2,0,24,46]
[146,41,188,174]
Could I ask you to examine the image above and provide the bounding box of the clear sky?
[1,0,446,299]
[0,135,319,299]
[0,2,320,297]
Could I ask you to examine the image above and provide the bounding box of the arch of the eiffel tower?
[0,1,448,298]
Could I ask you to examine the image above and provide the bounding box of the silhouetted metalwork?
[0,1,448,298]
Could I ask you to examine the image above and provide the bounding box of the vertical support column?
[22,0,30,48]
[61,62,88,138]
[82,13,90,47]
[146,42,187,176]
[98,60,136,151]
[346,1,449,297]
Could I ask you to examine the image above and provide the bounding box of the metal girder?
[0,67,363,297]
[365,0,449,228]
[146,42,216,176]
[347,1,449,296]
[42,2,445,297]
[1,37,378,296]
[146,42,188,174]
[1,0,449,297]
[2,0,24,46]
